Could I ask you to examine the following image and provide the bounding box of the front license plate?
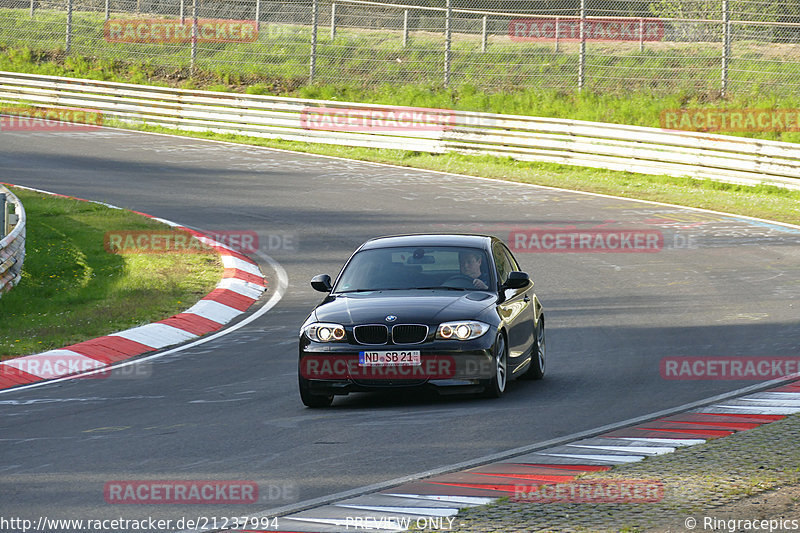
[359,350,421,366]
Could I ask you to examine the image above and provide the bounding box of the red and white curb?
[245,378,800,533]
[0,185,267,391]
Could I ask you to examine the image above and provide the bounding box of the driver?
[459,251,490,290]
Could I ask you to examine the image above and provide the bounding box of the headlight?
[436,321,489,341]
[303,323,347,342]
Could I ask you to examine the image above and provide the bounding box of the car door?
[493,242,535,370]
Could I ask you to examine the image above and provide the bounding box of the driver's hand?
[473,279,488,290]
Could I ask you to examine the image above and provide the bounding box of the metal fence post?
[0,193,6,240]
[330,2,336,40]
[310,0,318,82]
[30,0,34,18]
[721,0,730,97]
[105,0,110,21]
[481,15,487,52]
[444,0,451,87]
[255,0,261,31]
[403,9,408,47]
[639,18,644,52]
[578,0,586,90]
[180,0,184,24]
[65,0,73,54]
[555,17,559,52]
[191,0,197,72]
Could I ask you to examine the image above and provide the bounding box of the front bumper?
[299,336,497,395]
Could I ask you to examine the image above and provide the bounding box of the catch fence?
[0,0,799,92]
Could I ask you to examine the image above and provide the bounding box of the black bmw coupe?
[298,234,545,407]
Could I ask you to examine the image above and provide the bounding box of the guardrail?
[0,185,26,298]
[1,70,799,190]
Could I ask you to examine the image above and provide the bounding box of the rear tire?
[483,333,508,398]
[299,375,334,408]
[522,316,545,380]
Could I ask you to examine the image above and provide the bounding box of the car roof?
[359,234,494,251]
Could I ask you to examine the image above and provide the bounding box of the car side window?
[493,243,512,285]
[500,244,521,272]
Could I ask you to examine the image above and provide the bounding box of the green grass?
[1,47,800,144]
[2,7,796,95]
[1,6,800,144]
[0,187,222,357]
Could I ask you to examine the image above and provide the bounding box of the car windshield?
[334,246,493,292]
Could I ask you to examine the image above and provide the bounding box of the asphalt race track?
[1,128,800,528]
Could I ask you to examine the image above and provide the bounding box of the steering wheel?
[442,274,477,288]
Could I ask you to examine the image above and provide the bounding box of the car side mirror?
[502,271,530,290]
[311,274,333,292]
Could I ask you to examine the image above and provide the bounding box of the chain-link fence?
[0,0,798,93]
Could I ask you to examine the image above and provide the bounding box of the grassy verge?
[0,186,222,358]
[1,8,800,143]
[115,123,800,226]
[2,43,800,144]
[0,7,798,96]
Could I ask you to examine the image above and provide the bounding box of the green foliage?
[2,6,799,95]
[0,188,221,357]
[3,32,800,144]
[648,0,719,19]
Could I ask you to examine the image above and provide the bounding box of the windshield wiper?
[336,288,418,293]
[336,289,380,293]
[337,287,467,293]
[413,286,468,291]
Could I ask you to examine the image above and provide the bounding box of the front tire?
[483,333,508,398]
[299,375,334,408]
[522,316,545,380]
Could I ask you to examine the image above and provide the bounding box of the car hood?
[314,291,495,325]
